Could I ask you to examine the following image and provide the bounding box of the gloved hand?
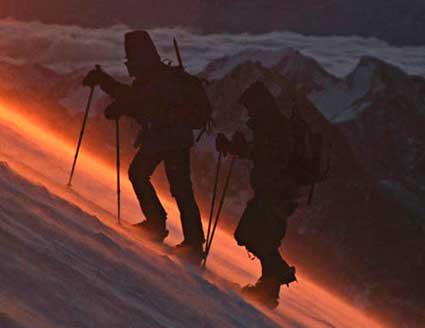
[83,65,106,87]
[216,133,230,156]
[104,101,122,120]
[230,131,247,155]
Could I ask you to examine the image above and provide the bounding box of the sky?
[0,19,424,78]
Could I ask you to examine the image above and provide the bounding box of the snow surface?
[0,161,277,328]
[0,103,385,327]
[309,70,372,122]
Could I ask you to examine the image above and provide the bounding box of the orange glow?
[0,101,174,214]
[0,101,386,328]
[0,101,117,187]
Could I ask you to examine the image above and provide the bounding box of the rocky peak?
[200,49,286,81]
[272,48,338,93]
[346,56,410,96]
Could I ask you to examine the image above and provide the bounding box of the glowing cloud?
[0,19,424,78]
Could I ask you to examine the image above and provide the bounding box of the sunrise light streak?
[0,101,386,328]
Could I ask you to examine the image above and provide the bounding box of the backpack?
[287,108,330,201]
[168,66,213,131]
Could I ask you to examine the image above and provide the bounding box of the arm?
[83,66,131,99]
[216,132,252,159]
[99,74,132,100]
[230,132,251,159]
[104,81,168,121]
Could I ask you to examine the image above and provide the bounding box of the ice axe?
[67,65,101,187]
[173,37,184,70]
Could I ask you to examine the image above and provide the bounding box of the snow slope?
[0,161,278,328]
[0,103,386,327]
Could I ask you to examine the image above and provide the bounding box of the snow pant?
[129,146,204,245]
[234,194,295,281]
[257,249,291,281]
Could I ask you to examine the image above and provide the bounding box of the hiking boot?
[171,240,205,266]
[278,266,297,286]
[133,220,169,243]
[241,277,281,309]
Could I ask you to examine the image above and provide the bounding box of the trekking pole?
[67,85,96,187]
[202,156,236,268]
[205,151,222,250]
[115,119,121,224]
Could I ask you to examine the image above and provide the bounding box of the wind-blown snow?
[0,101,386,327]
[0,161,277,328]
[0,19,424,79]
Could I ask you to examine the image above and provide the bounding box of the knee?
[168,175,193,199]
[128,163,137,183]
[128,163,150,185]
[170,183,193,200]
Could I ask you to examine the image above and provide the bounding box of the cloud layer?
[0,19,424,78]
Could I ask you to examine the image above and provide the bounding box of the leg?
[259,248,294,283]
[254,212,295,285]
[164,148,204,245]
[128,148,167,227]
[242,247,295,308]
[234,199,259,247]
[241,195,293,282]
